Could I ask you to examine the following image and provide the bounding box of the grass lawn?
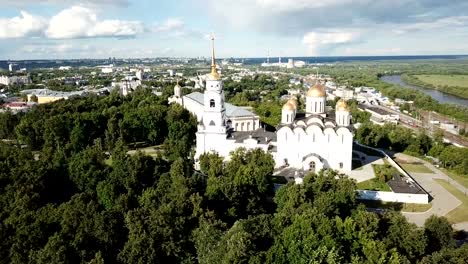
[440,168,468,189]
[359,200,432,213]
[434,179,468,224]
[357,178,391,192]
[414,74,468,88]
[396,160,433,174]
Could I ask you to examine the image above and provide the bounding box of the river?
[380,75,468,107]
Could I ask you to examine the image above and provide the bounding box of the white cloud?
[302,31,359,55]
[0,11,46,39]
[153,18,184,33]
[46,6,144,39]
[46,6,143,39]
[0,6,144,40]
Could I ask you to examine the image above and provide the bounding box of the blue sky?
[1,0,468,59]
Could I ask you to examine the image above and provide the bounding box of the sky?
[1,0,468,59]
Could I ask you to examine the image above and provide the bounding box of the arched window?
[210,99,215,108]
[253,122,256,130]
[227,119,232,128]
[247,122,250,131]
[241,123,245,131]
[209,120,215,126]
[235,123,239,131]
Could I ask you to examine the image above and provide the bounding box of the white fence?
[354,143,430,204]
[358,190,429,204]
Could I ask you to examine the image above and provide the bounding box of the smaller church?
[169,37,353,173]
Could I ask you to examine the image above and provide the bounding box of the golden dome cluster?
[336,99,349,111]
[307,83,326,97]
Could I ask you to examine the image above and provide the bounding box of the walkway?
[395,153,468,231]
[347,151,384,183]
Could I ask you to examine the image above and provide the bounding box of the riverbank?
[402,74,468,99]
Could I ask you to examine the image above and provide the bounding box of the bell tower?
[202,35,226,133]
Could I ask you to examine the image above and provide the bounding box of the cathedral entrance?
[302,154,324,173]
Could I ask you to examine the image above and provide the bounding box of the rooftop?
[185,92,258,118]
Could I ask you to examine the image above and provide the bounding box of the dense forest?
[0,89,467,263]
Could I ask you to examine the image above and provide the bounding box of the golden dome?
[287,97,298,109]
[207,66,221,80]
[282,102,295,111]
[336,99,349,111]
[207,34,221,81]
[306,83,326,97]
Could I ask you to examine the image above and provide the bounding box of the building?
[361,105,399,125]
[0,75,31,86]
[276,85,353,172]
[172,38,354,174]
[21,89,85,104]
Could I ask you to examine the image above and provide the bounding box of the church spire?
[209,34,220,80]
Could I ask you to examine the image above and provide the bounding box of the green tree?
[424,216,455,253]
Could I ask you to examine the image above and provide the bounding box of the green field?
[439,168,468,189]
[413,74,468,88]
[357,178,391,191]
[395,159,433,174]
[434,179,468,224]
[409,74,468,99]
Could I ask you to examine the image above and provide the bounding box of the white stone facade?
[173,40,353,173]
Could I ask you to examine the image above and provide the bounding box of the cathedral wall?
[276,124,353,172]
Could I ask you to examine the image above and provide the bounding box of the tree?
[30,94,38,103]
[164,104,197,161]
[424,216,455,253]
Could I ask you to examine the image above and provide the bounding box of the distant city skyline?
[1,0,468,59]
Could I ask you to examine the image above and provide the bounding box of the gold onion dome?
[336,99,349,111]
[207,34,221,81]
[287,97,298,109]
[282,102,295,111]
[307,83,326,97]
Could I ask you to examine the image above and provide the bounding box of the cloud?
[392,16,468,34]
[153,18,184,33]
[0,11,46,39]
[152,18,205,39]
[45,6,143,39]
[0,0,129,7]
[20,42,94,57]
[302,31,360,55]
[205,0,468,34]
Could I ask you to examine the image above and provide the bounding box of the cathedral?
[169,38,353,173]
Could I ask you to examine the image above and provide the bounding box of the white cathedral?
[169,38,353,174]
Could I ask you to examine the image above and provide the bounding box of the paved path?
[394,153,468,231]
[347,152,383,183]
